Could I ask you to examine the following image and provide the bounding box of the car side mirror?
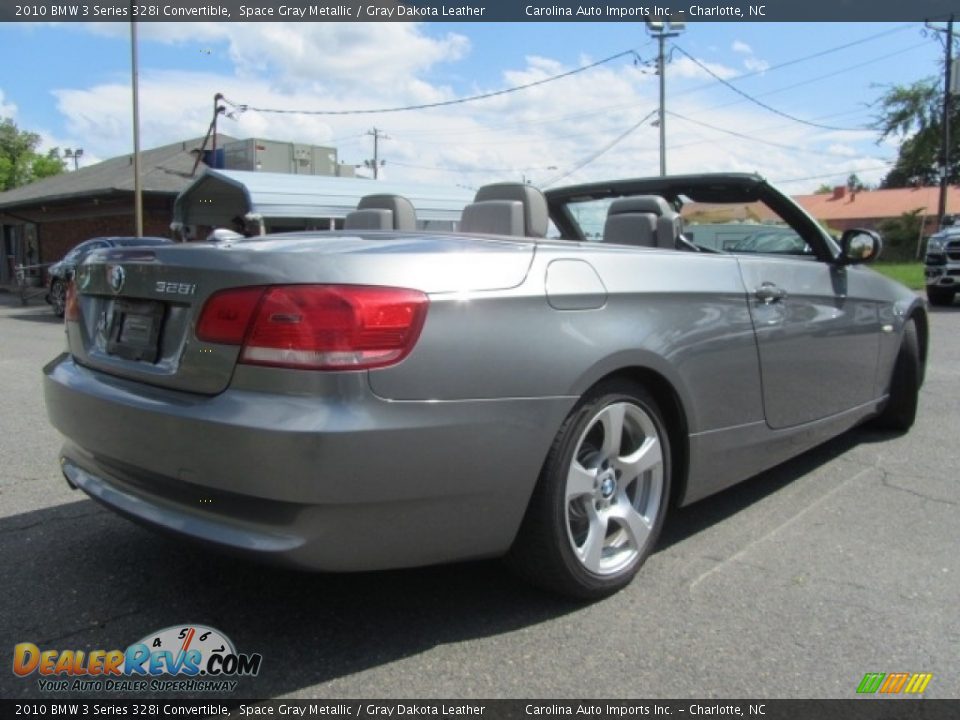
[839,228,882,265]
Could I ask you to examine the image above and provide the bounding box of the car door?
[737,254,881,430]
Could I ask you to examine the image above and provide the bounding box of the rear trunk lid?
[68,233,534,394]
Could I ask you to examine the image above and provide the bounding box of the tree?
[813,183,833,194]
[877,208,926,262]
[873,78,960,188]
[846,173,867,193]
[0,117,66,191]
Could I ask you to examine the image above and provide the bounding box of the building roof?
[792,185,960,222]
[0,135,236,209]
[173,168,474,226]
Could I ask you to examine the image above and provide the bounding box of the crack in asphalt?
[38,609,145,646]
[688,467,874,592]
[876,468,958,507]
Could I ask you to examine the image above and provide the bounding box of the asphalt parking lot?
[0,290,957,700]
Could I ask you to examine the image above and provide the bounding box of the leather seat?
[344,194,417,231]
[459,183,549,237]
[602,196,681,249]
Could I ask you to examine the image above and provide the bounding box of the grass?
[872,262,925,291]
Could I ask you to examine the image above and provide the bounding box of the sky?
[0,20,946,194]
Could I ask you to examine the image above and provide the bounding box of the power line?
[543,110,658,188]
[390,160,561,173]
[669,23,916,102]
[220,49,641,117]
[667,111,892,161]
[223,26,916,160]
[675,40,929,119]
[671,45,870,132]
[657,107,874,156]
[386,39,916,150]
[772,164,893,185]
[390,27,917,143]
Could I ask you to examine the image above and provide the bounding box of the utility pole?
[211,92,225,167]
[365,127,389,179]
[646,18,685,177]
[927,15,960,228]
[130,17,143,237]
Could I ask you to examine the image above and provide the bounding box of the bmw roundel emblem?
[108,264,125,294]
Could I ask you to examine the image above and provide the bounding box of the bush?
[877,209,924,262]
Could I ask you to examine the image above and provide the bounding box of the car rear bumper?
[44,354,572,571]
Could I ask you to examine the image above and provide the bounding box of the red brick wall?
[37,202,174,263]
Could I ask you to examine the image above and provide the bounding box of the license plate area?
[106,298,165,363]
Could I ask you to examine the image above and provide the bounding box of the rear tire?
[50,280,66,318]
[926,287,955,307]
[506,380,671,600]
[871,319,920,432]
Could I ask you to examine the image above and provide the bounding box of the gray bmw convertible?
[43,174,927,598]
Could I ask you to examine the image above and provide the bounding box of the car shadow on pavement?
[0,496,582,700]
[6,312,62,324]
[659,427,876,550]
[0,425,894,700]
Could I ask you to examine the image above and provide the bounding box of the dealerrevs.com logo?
[13,624,262,693]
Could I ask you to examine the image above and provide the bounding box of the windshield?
[557,187,814,257]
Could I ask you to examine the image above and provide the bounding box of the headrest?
[459,200,525,236]
[473,183,548,237]
[602,213,658,248]
[356,194,417,231]
[344,208,393,231]
[607,195,674,218]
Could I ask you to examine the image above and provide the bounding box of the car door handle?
[754,283,787,304]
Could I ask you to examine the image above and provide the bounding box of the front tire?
[926,286,955,307]
[507,380,671,599]
[871,319,920,432]
[50,280,66,318]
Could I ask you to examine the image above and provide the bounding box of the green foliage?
[0,117,66,191]
[871,262,925,290]
[846,173,867,192]
[813,183,833,194]
[877,208,925,262]
[873,78,960,188]
[31,148,67,181]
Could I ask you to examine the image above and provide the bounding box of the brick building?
[791,185,960,235]
[0,135,235,287]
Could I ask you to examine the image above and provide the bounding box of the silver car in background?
[44,175,927,598]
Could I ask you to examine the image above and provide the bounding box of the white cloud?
[744,57,770,73]
[826,144,858,157]
[45,23,891,195]
[0,89,17,118]
[669,56,739,81]
[729,40,770,74]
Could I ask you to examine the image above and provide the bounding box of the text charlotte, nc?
[526,4,764,17]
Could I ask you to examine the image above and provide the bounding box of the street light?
[64,148,83,171]
[646,16,686,176]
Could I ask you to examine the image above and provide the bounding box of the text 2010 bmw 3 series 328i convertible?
[43,174,927,598]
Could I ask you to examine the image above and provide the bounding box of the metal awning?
[173,169,473,229]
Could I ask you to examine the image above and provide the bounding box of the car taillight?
[196,287,265,344]
[196,285,428,370]
[64,281,80,322]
